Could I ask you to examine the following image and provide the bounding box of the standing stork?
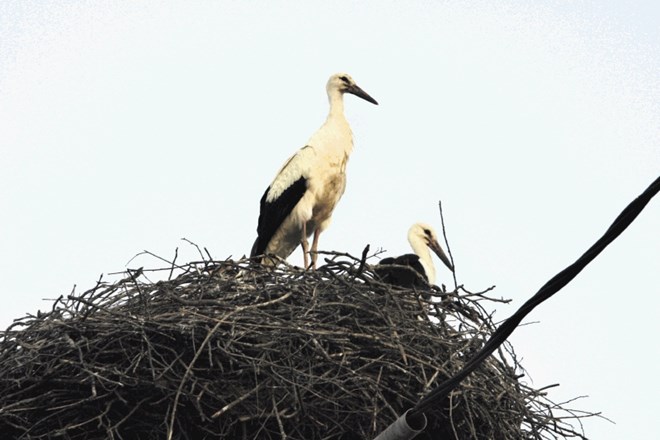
[376,223,454,287]
[250,73,378,268]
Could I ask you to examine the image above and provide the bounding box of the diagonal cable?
[412,174,660,416]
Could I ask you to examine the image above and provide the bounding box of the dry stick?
[438,201,458,291]
[212,384,263,419]
[109,397,149,433]
[272,394,287,440]
[203,247,213,261]
[126,249,187,272]
[166,291,294,440]
[166,318,229,440]
[182,237,206,261]
[168,247,179,281]
[355,244,371,277]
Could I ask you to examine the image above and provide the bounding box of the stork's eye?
[424,229,431,236]
[339,76,349,83]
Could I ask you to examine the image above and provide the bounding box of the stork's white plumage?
[250,73,378,268]
[376,223,454,287]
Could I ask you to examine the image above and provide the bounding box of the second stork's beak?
[429,240,454,273]
[346,84,379,105]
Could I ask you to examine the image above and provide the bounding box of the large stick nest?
[0,252,593,439]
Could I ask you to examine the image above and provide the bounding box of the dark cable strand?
[412,175,660,415]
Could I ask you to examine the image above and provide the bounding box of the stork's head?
[327,73,378,105]
[408,223,454,272]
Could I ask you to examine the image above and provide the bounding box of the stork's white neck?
[327,88,346,119]
[408,234,436,285]
[306,88,353,155]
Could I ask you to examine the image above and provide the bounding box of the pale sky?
[1,1,659,438]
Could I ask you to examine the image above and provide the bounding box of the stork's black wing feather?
[250,176,307,258]
[375,254,429,288]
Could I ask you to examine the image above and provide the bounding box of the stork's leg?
[311,229,321,269]
[300,222,310,269]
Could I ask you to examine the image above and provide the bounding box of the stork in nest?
[251,73,378,269]
[376,223,454,288]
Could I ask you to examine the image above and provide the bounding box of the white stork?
[376,223,454,287]
[250,73,378,268]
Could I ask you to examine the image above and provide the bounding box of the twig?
[438,200,458,290]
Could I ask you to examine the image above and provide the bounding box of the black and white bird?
[376,223,454,287]
[250,73,378,268]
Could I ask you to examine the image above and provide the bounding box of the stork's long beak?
[429,240,454,272]
[346,84,378,105]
